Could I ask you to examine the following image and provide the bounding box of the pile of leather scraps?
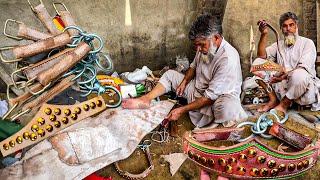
[0,1,120,123]
[0,100,174,180]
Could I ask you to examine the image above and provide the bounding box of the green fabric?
[0,119,23,141]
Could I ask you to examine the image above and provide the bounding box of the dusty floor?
[97,109,320,180]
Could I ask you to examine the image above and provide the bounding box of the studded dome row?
[0,96,106,157]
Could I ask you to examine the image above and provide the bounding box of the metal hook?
[27,0,43,13]
[52,2,69,16]
[3,19,23,40]
[0,46,23,63]
[25,82,51,96]
[10,66,28,89]
[10,109,31,122]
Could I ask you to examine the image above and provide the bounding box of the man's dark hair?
[279,12,299,26]
[189,14,222,40]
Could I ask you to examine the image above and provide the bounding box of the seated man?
[257,12,320,113]
[122,14,247,128]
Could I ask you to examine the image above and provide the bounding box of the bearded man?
[257,12,319,113]
[122,14,247,129]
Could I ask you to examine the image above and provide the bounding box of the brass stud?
[267,160,276,168]
[37,117,45,125]
[9,140,15,147]
[44,108,52,115]
[228,157,237,165]
[188,151,194,159]
[288,163,296,171]
[249,168,259,176]
[90,102,96,109]
[297,162,304,170]
[54,108,61,115]
[218,158,227,166]
[226,165,233,173]
[64,109,71,116]
[200,157,207,164]
[74,107,81,114]
[30,133,37,141]
[96,100,103,107]
[247,148,257,158]
[83,104,89,111]
[303,160,309,168]
[37,129,45,137]
[70,113,78,120]
[195,154,200,161]
[46,125,53,132]
[239,154,247,162]
[3,143,9,150]
[31,124,39,132]
[23,132,30,140]
[54,121,61,128]
[49,115,56,121]
[257,156,266,164]
[62,117,69,124]
[260,168,268,176]
[237,166,246,175]
[16,136,23,144]
[278,164,286,172]
[208,159,214,166]
[270,169,279,176]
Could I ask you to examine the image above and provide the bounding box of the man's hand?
[176,81,187,97]
[163,107,185,127]
[270,72,288,83]
[257,20,268,35]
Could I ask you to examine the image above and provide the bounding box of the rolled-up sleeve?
[203,58,234,101]
[296,39,317,74]
[266,42,277,60]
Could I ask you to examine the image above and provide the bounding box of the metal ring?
[0,46,23,63]
[27,0,43,12]
[3,19,23,40]
[103,85,122,108]
[96,52,114,74]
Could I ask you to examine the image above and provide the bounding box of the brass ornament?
[16,136,23,144]
[288,163,296,171]
[96,100,103,107]
[30,133,37,141]
[278,164,286,172]
[62,117,69,124]
[54,121,61,128]
[23,132,30,139]
[54,108,61,115]
[218,158,227,166]
[226,165,233,173]
[37,129,45,137]
[9,140,15,147]
[90,102,96,109]
[83,104,89,111]
[74,107,81,114]
[64,109,71,116]
[270,169,279,176]
[249,168,259,176]
[267,160,276,168]
[257,156,266,164]
[239,154,247,162]
[260,168,268,176]
[46,125,53,132]
[49,115,56,121]
[31,124,39,132]
[70,113,78,120]
[228,157,237,165]
[37,117,45,125]
[247,148,257,158]
[3,143,9,150]
[44,108,52,115]
[237,166,246,175]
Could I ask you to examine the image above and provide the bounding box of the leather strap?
[33,3,60,35]
[18,23,52,41]
[9,83,43,106]
[60,11,78,36]
[37,41,91,86]
[192,127,244,142]
[23,48,73,80]
[0,95,106,157]
[22,75,75,111]
[12,31,71,59]
[114,147,154,179]
[269,122,312,150]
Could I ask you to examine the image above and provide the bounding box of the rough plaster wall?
[0,0,203,74]
[302,0,317,48]
[317,0,320,50]
[223,0,304,78]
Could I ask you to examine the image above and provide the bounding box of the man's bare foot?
[122,97,151,109]
[258,100,278,112]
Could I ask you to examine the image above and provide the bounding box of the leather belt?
[0,95,106,157]
[183,127,319,179]
[17,23,52,41]
[59,10,78,36]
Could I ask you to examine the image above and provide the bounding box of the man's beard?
[201,40,217,63]
[284,31,298,47]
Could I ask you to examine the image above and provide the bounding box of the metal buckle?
[0,46,23,63]
[27,0,43,12]
[3,19,23,40]
[10,66,28,89]
[52,2,69,16]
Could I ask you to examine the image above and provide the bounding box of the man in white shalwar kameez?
[257,12,320,113]
[122,14,247,128]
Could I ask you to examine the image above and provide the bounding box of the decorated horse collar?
[183,127,318,179]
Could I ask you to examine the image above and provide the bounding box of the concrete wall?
[223,0,306,77]
[0,0,204,74]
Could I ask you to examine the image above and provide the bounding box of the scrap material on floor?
[0,100,174,179]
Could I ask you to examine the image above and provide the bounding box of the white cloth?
[159,39,247,127]
[266,36,320,110]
